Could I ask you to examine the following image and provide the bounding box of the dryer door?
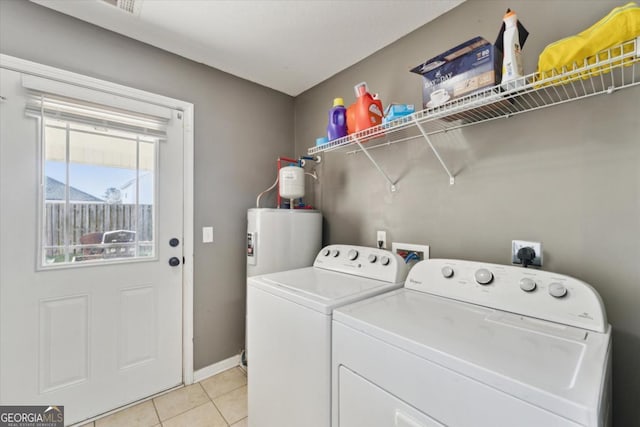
[338,366,444,427]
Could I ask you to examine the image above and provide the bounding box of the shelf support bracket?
[413,119,455,185]
[353,136,398,192]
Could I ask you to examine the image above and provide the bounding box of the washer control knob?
[348,249,359,261]
[441,266,454,278]
[519,278,537,292]
[331,249,340,257]
[474,268,493,285]
[380,256,390,266]
[549,282,568,298]
[323,249,331,257]
[368,254,377,263]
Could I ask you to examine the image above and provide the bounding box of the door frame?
[0,54,196,385]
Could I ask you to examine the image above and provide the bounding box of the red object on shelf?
[346,82,383,135]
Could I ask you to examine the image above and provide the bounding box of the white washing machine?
[247,244,410,427]
[332,259,612,427]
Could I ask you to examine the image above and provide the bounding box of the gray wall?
[295,0,639,424]
[3,0,639,423]
[0,0,294,370]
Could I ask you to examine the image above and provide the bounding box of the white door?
[0,68,184,425]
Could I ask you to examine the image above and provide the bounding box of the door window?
[41,117,158,267]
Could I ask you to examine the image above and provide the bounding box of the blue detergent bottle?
[327,98,348,141]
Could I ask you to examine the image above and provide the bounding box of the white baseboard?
[192,354,242,383]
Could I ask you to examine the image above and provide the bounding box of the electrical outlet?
[511,240,542,267]
[392,242,430,262]
[376,230,387,249]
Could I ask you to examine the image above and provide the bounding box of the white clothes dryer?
[247,245,409,427]
[332,259,612,427]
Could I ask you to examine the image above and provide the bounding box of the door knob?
[169,257,181,267]
[169,238,180,247]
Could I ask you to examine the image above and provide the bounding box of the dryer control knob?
[322,249,331,257]
[549,282,568,298]
[474,268,493,285]
[520,278,537,292]
[368,254,377,263]
[380,256,390,266]
[441,266,454,278]
[348,249,359,261]
[331,249,340,257]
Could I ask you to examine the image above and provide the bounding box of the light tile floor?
[80,367,247,427]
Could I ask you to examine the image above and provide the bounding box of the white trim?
[193,354,242,383]
[181,103,195,385]
[0,53,196,386]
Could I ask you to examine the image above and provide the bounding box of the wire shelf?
[308,37,640,157]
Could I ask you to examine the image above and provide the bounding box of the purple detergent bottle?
[327,98,348,141]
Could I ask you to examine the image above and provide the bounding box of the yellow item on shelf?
[536,2,640,82]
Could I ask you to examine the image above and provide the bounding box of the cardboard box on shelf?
[411,36,502,110]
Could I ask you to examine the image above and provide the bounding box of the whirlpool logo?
[0,405,64,427]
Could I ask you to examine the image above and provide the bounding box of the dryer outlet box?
[511,240,542,267]
[392,242,430,262]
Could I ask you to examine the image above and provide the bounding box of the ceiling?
[30,0,464,96]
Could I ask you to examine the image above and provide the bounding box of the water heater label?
[247,232,256,265]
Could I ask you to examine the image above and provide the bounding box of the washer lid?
[334,289,611,417]
[248,267,402,314]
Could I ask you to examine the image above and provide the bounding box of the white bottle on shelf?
[501,9,524,90]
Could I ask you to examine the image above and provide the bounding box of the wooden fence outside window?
[44,202,153,260]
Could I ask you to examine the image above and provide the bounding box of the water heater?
[246,208,322,277]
